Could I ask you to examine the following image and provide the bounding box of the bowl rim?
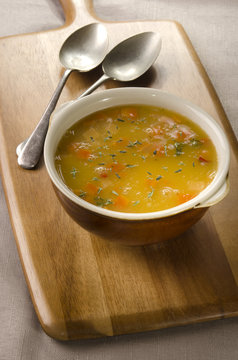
[44,87,230,220]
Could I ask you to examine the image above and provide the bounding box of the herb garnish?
[95,197,113,207]
[78,190,86,198]
[174,142,184,156]
[112,190,119,196]
[174,169,182,173]
[117,118,125,122]
[127,140,142,148]
[115,173,121,179]
[133,200,140,206]
[70,167,79,178]
[148,189,154,198]
[126,164,137,168]
[153,150,157,155]
[156,175,162,181]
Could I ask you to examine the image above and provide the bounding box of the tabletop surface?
[0,0,238,359]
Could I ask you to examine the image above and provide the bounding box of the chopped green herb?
[148,188,154,198]
[127,140,142,148]
[70,167,79,178]
[179,161,184,166]
[174,142,184,156]
[95,197,113,207]
[78,190,86,198]
[112,190,119,196]
[153,150,157,155]
[127,141,134,148]
[98,163,105,165]
[107,130,111,135]
[147,171,152,175]
[117,139,123,143]
[117,118,125,122]
[92,177,99,181]
[174,169,182,173]
[115,173,121,179]
[133,200,140,206]
[193,161,195,167]
[97,187,102,195]
[126,164,137,168]
[141,155,146,160]
[110,154,116,158]
[162,166,168,171]
[90,136,94,142]
[156,175,162,181]
[119,150,127,153]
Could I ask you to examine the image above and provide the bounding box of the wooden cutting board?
[0,0,238,340]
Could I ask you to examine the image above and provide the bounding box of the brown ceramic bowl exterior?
[53,182,207,246]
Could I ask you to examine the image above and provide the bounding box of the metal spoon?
[78,31,162,98]
[17,22,108,167]
[18,31,162,169]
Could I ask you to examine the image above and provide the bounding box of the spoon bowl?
[79,31,162,98]
[103,32,161,81]
[59,24,108,72]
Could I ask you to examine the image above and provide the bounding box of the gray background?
[0,1,238,359]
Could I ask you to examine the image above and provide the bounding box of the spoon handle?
[77,73,110,98]
[17,68,72,169]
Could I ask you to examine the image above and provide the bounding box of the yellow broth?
[55,105,218,213]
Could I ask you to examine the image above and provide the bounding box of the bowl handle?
[194,177,229,208]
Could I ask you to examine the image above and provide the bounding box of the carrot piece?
[111,163,125,173]
[145,178,157,188]
[68,143,92,159]
[85,183,98,196]
[114,195,129,208]
[178,193,196,205]
[199,156,209,163]
[75,148,91,159]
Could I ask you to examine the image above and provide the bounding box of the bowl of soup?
[44,87,230,245]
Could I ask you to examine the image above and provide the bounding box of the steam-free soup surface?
[55,105,217,213]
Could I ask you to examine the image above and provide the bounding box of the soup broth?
[55,105,218,213]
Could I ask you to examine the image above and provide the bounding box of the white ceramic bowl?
[44,87,230,245]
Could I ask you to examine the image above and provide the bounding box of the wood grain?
[0,0,238,340]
